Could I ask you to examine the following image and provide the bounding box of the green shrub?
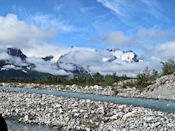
[162,60,175,75]
[150,69,159,79]
[102,73,119,86]
[122,81,136,88]
[136,73,150,89]
[122,83,127,88]
[135,67,159,89]
[113,89,119,96]
[121,74,129,81]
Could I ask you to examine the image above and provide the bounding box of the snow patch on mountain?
[0,47,161,77]
[108,48,142,62]
[1,64,23,71]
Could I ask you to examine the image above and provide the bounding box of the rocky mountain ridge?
[0,47,143,78]
[7,48,27,61]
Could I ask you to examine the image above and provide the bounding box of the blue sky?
[0,0,175,58]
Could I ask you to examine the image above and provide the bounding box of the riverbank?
[0,82,114,95]
[1,74,175,100]
[1,90,175,130]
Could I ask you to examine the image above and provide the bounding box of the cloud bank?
[154,41,175,60]
[0,14,57,47]
[0,13,67,60]
[58,47,162,77]
[102,28,174,47]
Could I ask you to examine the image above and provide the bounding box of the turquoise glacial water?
[0,86,175,113]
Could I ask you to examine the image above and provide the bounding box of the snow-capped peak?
[108,48,142,62]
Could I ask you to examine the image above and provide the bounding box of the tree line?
[0,72,121,86]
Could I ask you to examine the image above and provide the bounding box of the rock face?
[137,74,175,100]
[112,74,175,100]
[42,56,54,61]
[7,48,26,61]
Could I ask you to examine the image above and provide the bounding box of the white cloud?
[59,63,76,71]
[27,57,69,76]
[22,40,66,61]
[135,28,173,41]
[0,14,68,60]
[102,28,174,47]
[154,41,175,59]
[0,14,57,48]
[97,0,123,16]
[0,51,10,60]
[59,47,114,67]
[89,57,161,77]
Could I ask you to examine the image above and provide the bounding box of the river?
[0,86,175,113]
[6,120,58,131]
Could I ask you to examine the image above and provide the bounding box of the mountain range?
[0,47,143,79]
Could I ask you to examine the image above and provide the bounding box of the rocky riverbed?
[1,90,175,130]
